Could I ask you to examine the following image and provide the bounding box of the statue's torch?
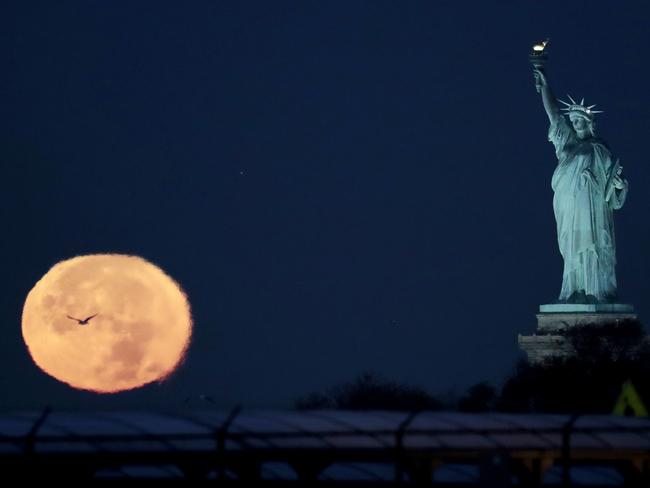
[529,39,549,93]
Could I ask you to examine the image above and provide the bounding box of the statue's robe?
[548,115,627,301]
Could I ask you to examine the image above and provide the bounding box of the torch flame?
[533,39,549,52]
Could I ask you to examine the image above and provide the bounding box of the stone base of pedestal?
[517,334,571,363]
[518,303,638,364]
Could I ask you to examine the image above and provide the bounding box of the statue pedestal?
[518,303,637,363]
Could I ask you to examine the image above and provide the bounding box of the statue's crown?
[559,95,603,119]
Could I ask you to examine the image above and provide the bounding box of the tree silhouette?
[294,321,649,414]
[458,382,498,412]
[499,320,650,413]
[295,372,442,411]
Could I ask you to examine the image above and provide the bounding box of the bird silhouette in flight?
[66,313,98,325]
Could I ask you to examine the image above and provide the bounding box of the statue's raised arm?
[534,68,561,124]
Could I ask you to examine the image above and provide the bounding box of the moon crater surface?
[22,254,192,393]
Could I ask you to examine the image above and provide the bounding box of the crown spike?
[558,96,603,118]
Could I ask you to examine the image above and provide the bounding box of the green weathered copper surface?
[533,57,629,303]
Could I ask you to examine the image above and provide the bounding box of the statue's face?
[569,115,589,132]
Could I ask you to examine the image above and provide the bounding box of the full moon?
[22,254,192,393]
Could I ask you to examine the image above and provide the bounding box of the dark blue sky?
[2,1,650,409]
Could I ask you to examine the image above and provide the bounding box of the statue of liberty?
[533,67,629,303]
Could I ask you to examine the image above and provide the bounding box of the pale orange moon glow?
[22,254,192,393]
